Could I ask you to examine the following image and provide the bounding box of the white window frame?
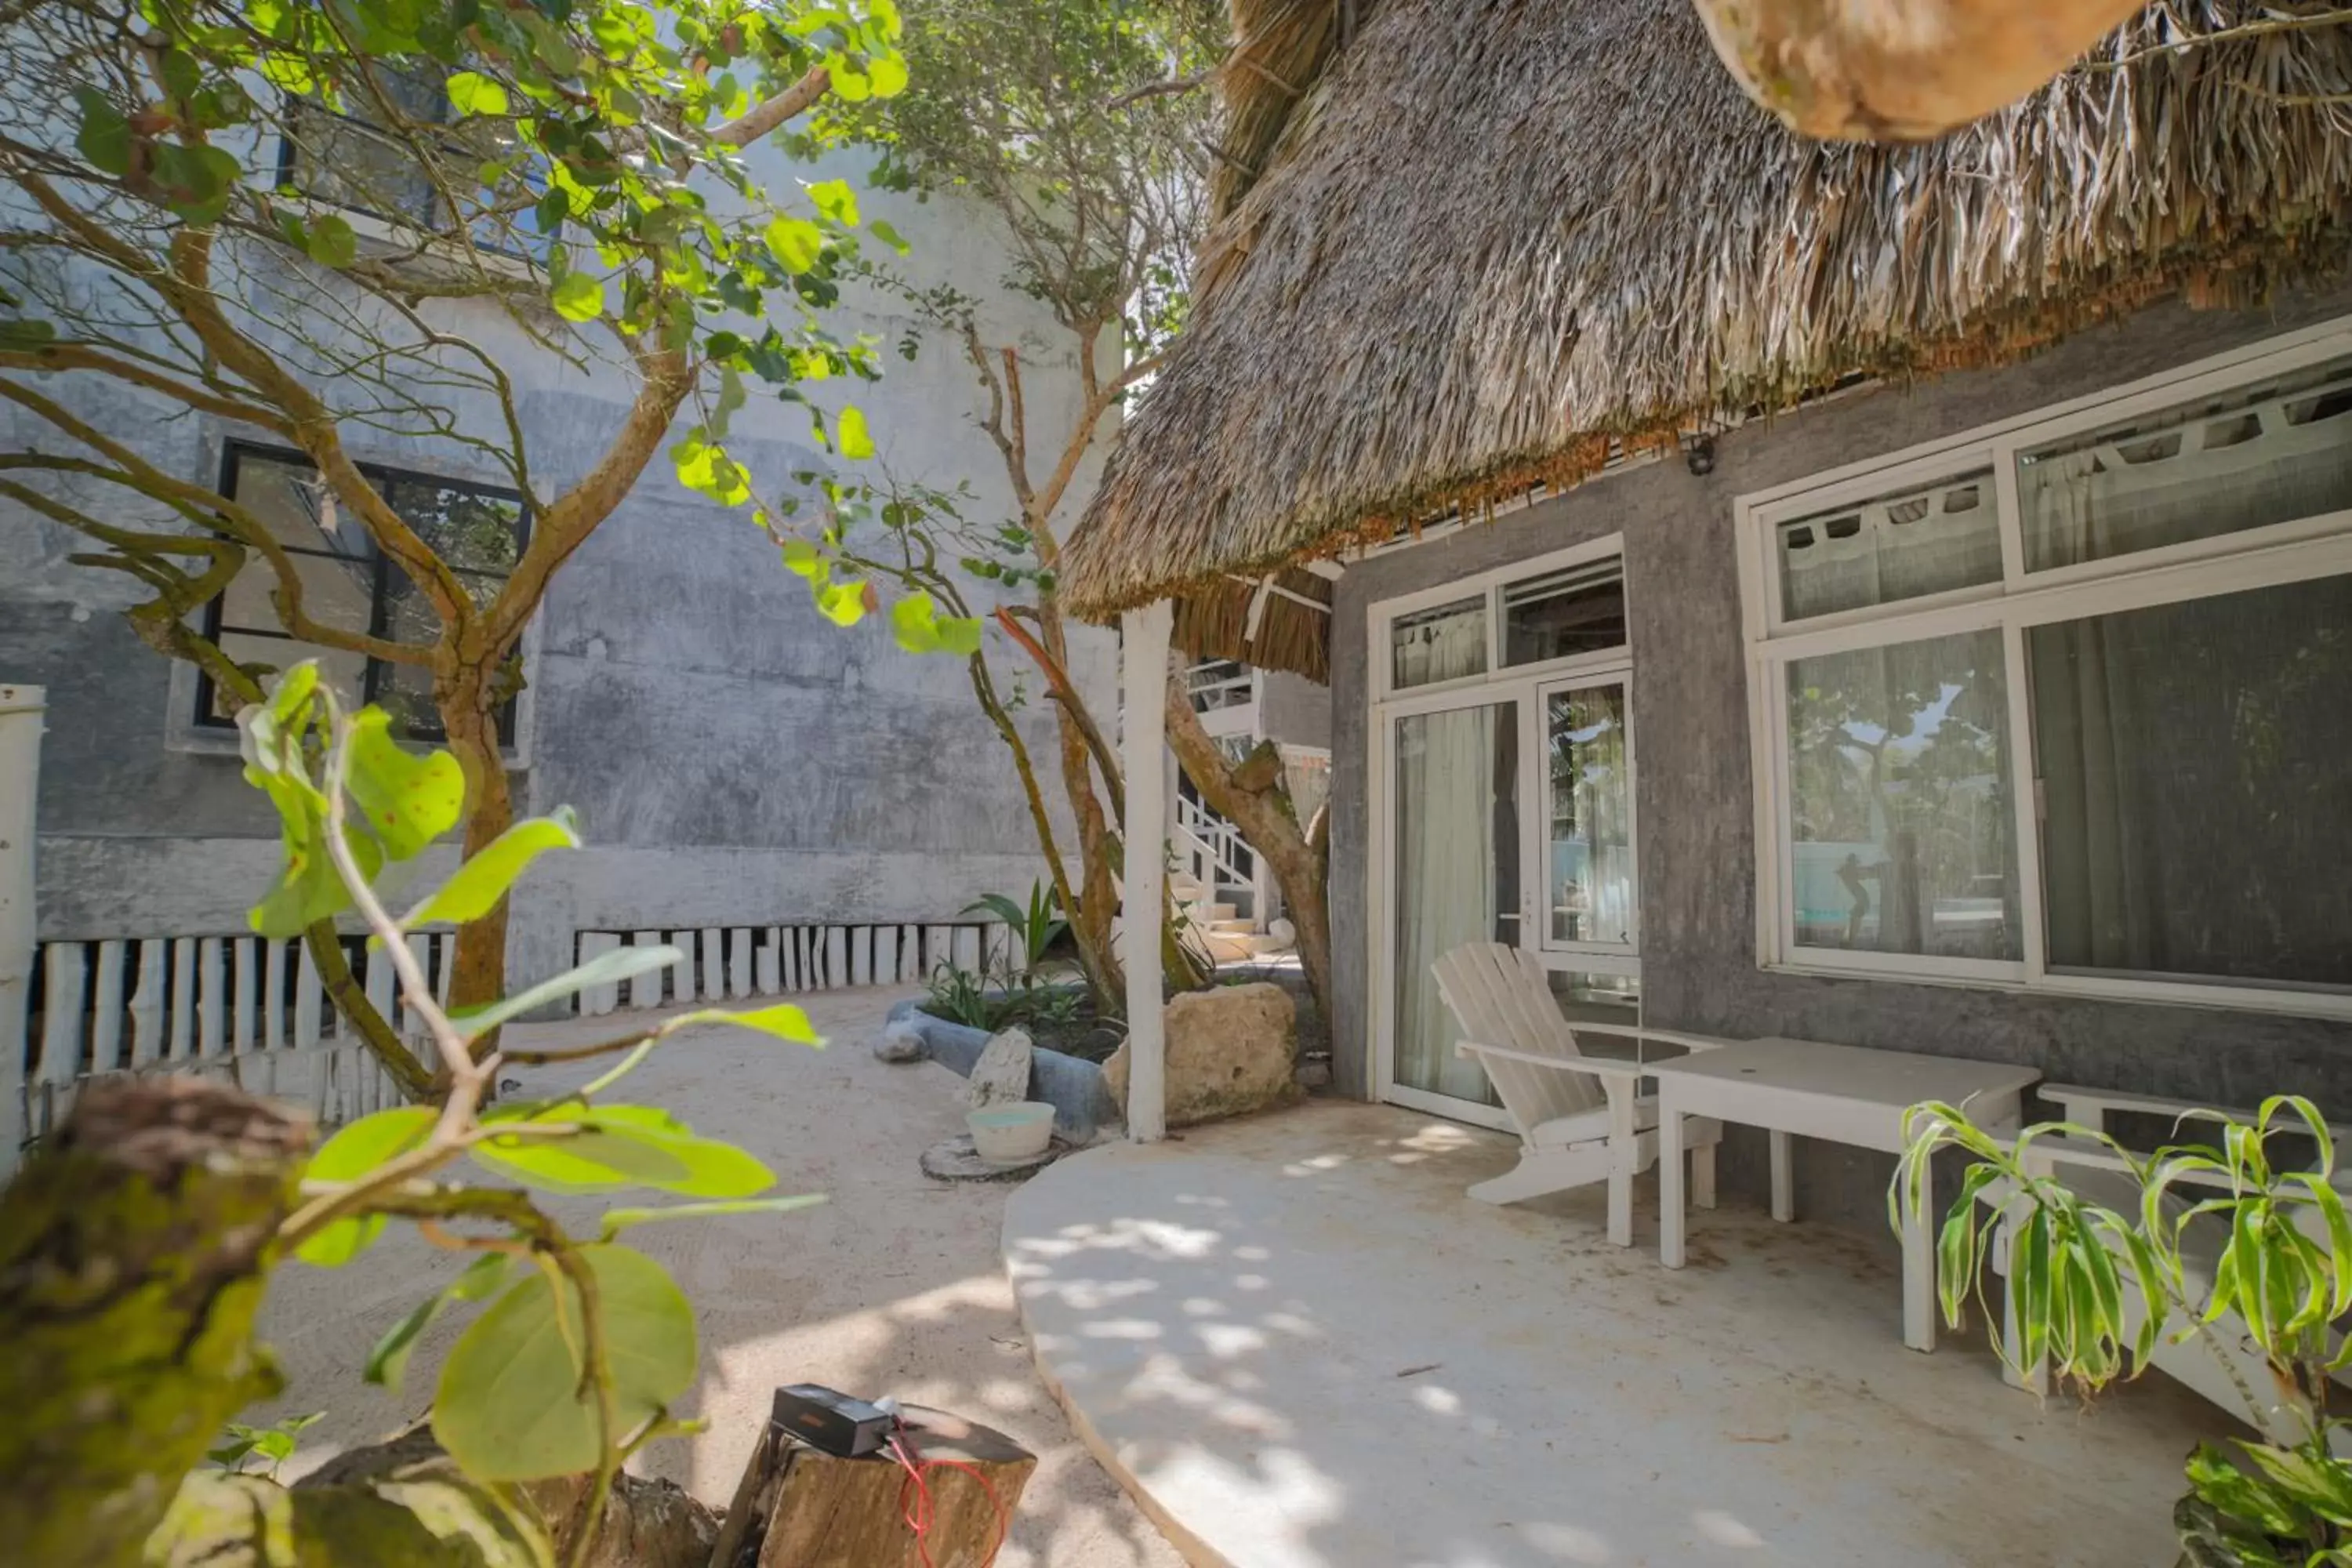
[1735,318,2352,1021]
[1367,536,1642,1123]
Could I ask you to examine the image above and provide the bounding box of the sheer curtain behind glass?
[1394,611,1510,1105]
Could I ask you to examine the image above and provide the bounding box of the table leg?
[1904,1149,1935,1352]
[1769,1130,1794,1222]
[1659,1093,1686,1269]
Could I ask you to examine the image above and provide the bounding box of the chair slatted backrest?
[1432,943,1606,1126]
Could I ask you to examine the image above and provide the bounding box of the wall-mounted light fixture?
[1679,430,1717,477]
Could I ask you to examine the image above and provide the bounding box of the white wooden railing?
[1185,659,1254,714]
[1173,796,1258,924]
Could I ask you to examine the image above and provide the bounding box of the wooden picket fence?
[6,917,1008,1176]
[5,929,456,1177]
[570,920,1009,1014]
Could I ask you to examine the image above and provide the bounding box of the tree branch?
[713,65,833,147]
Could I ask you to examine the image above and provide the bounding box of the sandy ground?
[256,984,1181,1568]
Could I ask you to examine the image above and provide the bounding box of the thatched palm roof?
[1066,0,2352,656]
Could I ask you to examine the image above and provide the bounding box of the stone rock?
[1102,982,1297,1128]
[964,1026,1034,1109]
[873,1018,928,1064]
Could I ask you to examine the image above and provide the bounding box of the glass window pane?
[2018,357,2352,572]
[1546,685,1635,946]
[2029,573,2352,989]
[1390,596,1487,689]
[1777,469,1999,621]
[1504,561,1624,665]
[287,105,444,228]
[219,550,376,637]
[1787,629,2020,960]
[379,475,525,575]
[230,452,377,558]
[209,631,368,722]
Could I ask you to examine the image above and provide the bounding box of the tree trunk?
[0,1077,311,1568]
[437,660,514,1044]
[710,1406,1035,1568]
[1163,683,1332,1025]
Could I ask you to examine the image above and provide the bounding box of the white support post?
[264,937,289,1051]
[851,927,872,988]
[91,939,126,1074]
[757,930,782,996]
[197,937,226,1058]
[728,928,753,999]
[668,931,696,1003]
[1120,601,1172,1143]
[130,938,165,1065]
[231,937,258,1052]
[0,683,37,1172]
[169,937,197,1060]
[700,927,724,1000]
[873,925,897,988]
[825,927,847,989]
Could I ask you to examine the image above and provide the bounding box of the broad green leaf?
[434,1244,698,1481]
[781,539,822,579]
[477,1104,775,1198]
[815,579,869,627]
[366,1252,512,1394]
[74,88,131,176]
[448,944,681,1040]
[306,212,359,268]
[829,63,871,102]
[551,272,605,322]
[151,143,243,224]
[445,71,510,117]
[835,405,874,459]
[867,217,910,255]
[866,54,908,98]
[297,1106,436,1267]
[347,708,464,859]
[664,1002,822,1045]
[601,1194,825,1240]
[806,179,859,226]
[765,215,823,274]
[404,808,582,927]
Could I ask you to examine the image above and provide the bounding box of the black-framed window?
[198,444,531,745]
[274,67,552,262]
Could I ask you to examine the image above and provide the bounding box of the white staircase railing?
[1173,796,1258,924]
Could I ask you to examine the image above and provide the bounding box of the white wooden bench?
[1433,942,1727,1247]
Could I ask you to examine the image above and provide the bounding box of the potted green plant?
[1896,1095,2352,1566]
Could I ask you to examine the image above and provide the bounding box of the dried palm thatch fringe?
[1064,0,2352,658]
[1173,566,1334,680]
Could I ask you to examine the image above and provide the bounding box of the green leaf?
[764,215,823,275]
[474,1104,775,1198]
[806,179,859,227]
[866,54,908,99]
[306,212,358,268]
[780,539,822,579]
[445,70,510,117]
[347,708,465,860]
[434,1244,699,1482]
[866,218,909,255]
[74,88,131,176]
[297,1106,437,1267]
[404,808,583,927]
[815,579,869,627]
[551,271,605,322]
[151,143,244,224]
[835,405,874,459]
[448,945,683,1040]
[665,1002,822,1045]
[365,1253,510,1394]
[600,1194,825,1240]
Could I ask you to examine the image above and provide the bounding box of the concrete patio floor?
[1004,1100,2243,1568]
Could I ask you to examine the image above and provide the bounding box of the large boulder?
[1102,982,1297,1128]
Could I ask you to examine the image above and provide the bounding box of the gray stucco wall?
[1328,283,2352,1230]
[1,158,1113,982]
[1258,669,1332,751]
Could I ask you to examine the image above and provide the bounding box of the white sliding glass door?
[1369,538,1642,1128]
[1388,695,1521,1119]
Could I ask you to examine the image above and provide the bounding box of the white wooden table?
[1649,1036,2040,1352]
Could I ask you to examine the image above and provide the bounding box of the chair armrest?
[1454,1040,1646,1083]
[1571,1024,1742,1060]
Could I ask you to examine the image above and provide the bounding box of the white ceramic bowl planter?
[967,1102,1057,1163]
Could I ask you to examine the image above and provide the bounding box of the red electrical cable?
[890,1428,1011,1568]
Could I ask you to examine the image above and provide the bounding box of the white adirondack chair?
[1987,1084,2352,1446]
[1433,942,1730,1247]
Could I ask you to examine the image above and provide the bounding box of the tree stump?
[710,1406,1035,1568]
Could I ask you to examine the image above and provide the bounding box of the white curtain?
[1393,662,1509,1105]
[1780,475,2000,621]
